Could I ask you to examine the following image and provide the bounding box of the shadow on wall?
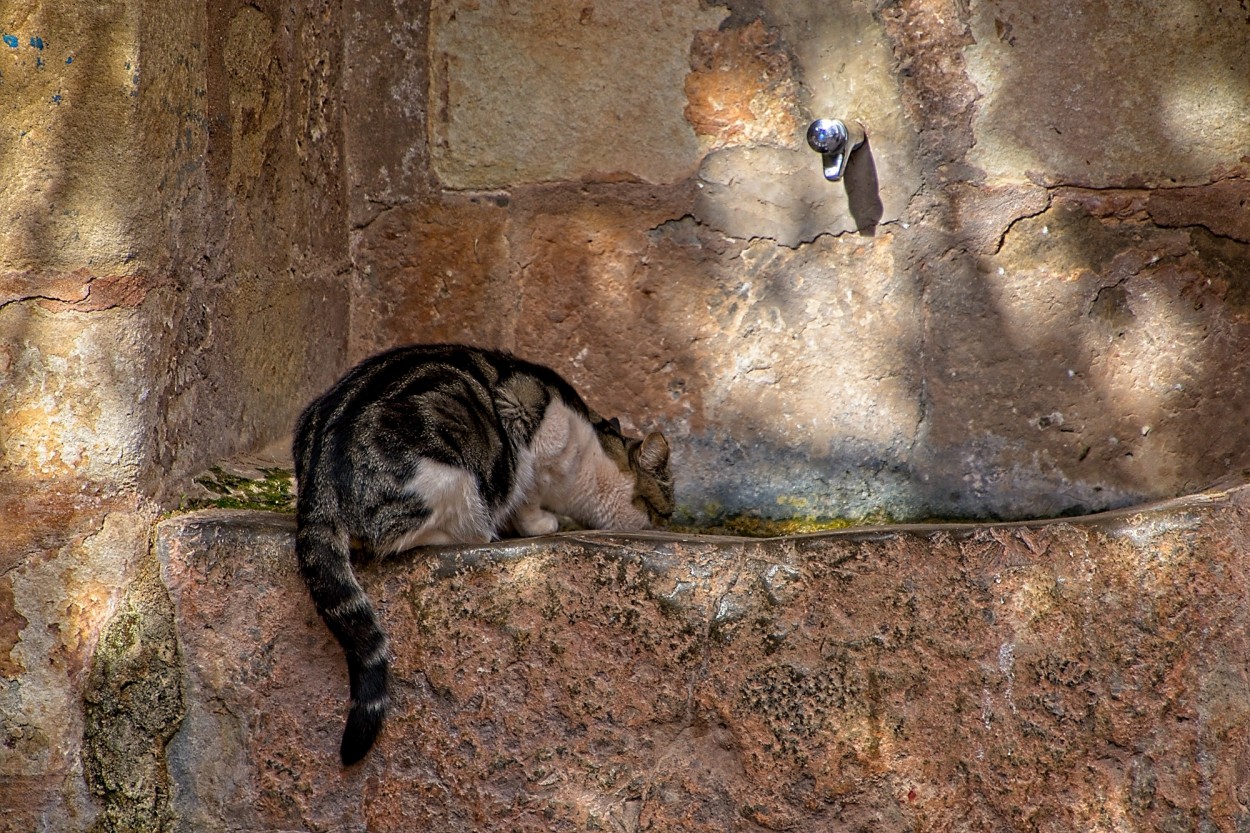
[969,0,1250,189]
[0,9,158,829]
[352,0,1250,525]
[843,139,884,235]
[927,0,1250,518]
[500,187,929,523]
[0,5,149,492]
[0,7,139,276]
[675,0,1250,522]
[640,2,1249,522]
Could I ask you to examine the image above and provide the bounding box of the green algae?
[178,465,915,537]
[669,512,888,538]
[186,466,295,512]
[670,516,854,538]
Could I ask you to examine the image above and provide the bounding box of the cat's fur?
[292,344,673,764]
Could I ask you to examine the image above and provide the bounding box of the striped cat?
[292,344,673,764]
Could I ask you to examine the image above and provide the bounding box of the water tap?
[806,118,866,182]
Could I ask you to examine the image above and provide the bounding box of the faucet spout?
[806,118,866,182]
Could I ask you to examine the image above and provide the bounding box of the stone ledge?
[155,486,1250,831]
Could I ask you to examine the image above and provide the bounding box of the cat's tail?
[295,517,391,766]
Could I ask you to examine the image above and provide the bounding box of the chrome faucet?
[806,118,866,182]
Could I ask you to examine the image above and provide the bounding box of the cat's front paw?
[514,505,560,537]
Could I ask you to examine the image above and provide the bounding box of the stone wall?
[0,1,349,829]
[4,0,1250,829]
[156,487,1250,831]
[347,0,1250,524]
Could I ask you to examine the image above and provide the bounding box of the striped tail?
[295,519,391,765]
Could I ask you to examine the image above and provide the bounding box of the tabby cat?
[293,344,673,764]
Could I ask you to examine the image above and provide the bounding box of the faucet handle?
[806,118,866,182]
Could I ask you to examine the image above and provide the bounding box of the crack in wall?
[649,211,900,250]
[987,190,1055,255]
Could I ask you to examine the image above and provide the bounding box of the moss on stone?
[178,466,921,537]
[671,510,894,538]
[187,466,295,512]
[82,553,185,833]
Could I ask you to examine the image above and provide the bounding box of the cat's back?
[293,344,562,482]
[308,343,496,412]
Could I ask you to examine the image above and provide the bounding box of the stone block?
[463,186,919,522]
[349,195,513,360]
[683,19,803,152]
[155,485,1250,830]
[919,189,1250,519]
[0,4,145,274]
[342,0,429,229]
[692,1,923,245]
[427,0,727,188]
[1146,178,1250,244]
[0,2,351,830]
[0,298,173,489]
[966,0,1250,186]
[0,495,157,833]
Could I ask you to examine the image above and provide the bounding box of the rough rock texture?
[692,5,922,244]
[347,0,1250,525]
[965,0,1250,187]
[428,0,728,187]
[0,0,349,493]
[82,553,184,833]
[0,494,155,833]
[6,0,1250,828]
[157,487,1250,831]
[1,1,349,829]
[916,186,1250,519]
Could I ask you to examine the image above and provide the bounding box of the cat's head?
[596,417,674,528]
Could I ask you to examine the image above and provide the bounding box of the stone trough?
[131,483,1250,831]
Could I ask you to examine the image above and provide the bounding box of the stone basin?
[136,483,1250,832]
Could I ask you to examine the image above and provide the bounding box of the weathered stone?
[157,486,1250,831]
[1,1,351,829]
[10,2,1250,826]
[695,144,862,245]
[136,0,351,499]
[489,184,921,521]
[349,195,514,360]
[684,20,803,152]
[874,0,978,171]
[347,177,1250,529]
[0,4,145,275]
[342,0,1250,528]
[0,496,156,833]
[427,0,727,188]
[83,553,184,833]
[948,182,1050,254]
[0,300,173,489]
[918,189,1250,519]
[0,0,350,492]
[505,181,697,410]
[966,0,1250,187]
[1146,178,1250,244]
[158,511,348,833]
[692,5,923,244]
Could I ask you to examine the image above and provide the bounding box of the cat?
[292,343,673,765]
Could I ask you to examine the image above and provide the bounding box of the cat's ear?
[637,432,670,473]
